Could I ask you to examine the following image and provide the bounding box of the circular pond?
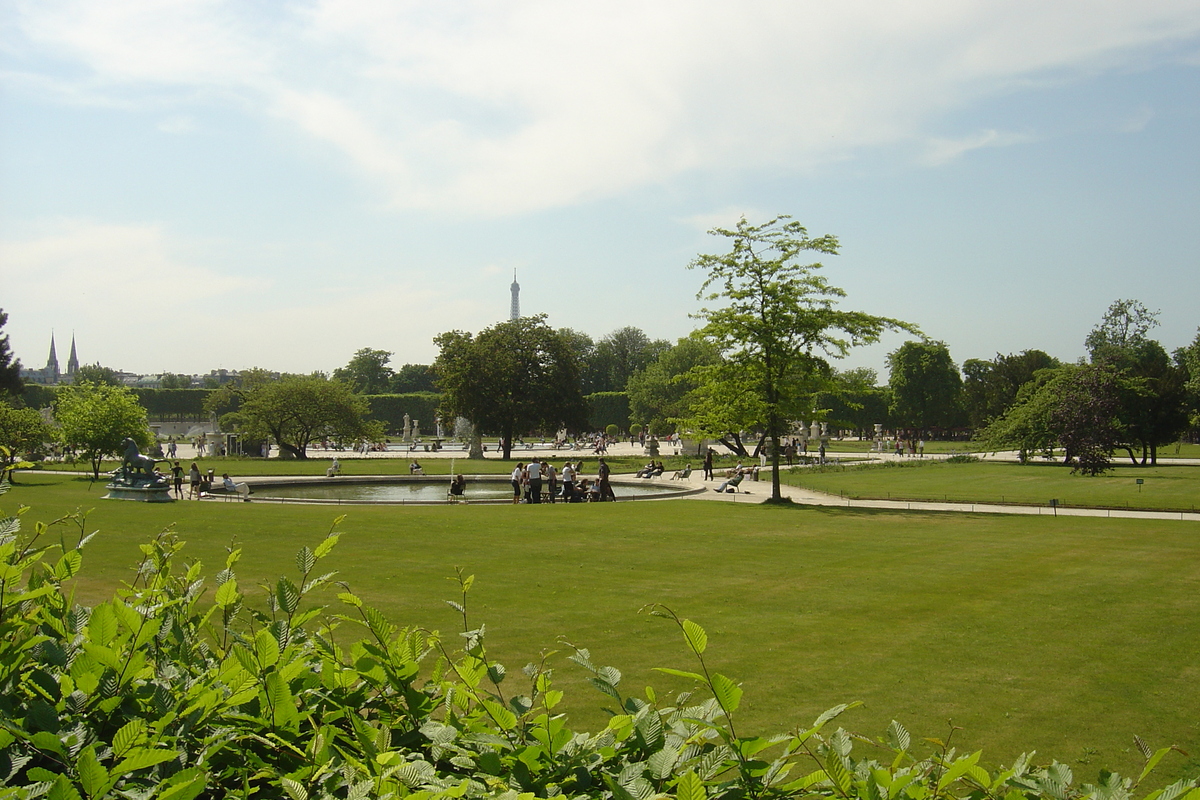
[246,476,698,504]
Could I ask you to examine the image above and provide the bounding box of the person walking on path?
[598,458,616,501]
[703,448,714,481]
[188,462,201,500]
[170,461,184,499]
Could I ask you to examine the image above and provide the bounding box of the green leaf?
[87,603,117,647]
[313,534,340,560]
[676,771,705,800]
[682,619,707,655]
[157,768,207,800]
[886,719,910,752]
[255,628,280,669]
[54,549,83,581]
[112,719,146,758]
[48,775,83,800]
[338,591,363,608]
[113,747,179,775]
[711,673,742,713]
[282,777,309,800]
[296,546,316,575]
[76,746,108,799]
[652,667,706,683]
[825,751,852,794]
[276,576,301,615]
[214,579,240,609]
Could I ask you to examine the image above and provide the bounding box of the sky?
[2,0,1198,382]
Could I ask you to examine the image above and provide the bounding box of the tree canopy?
[54,382,152,479]
[0,309,23,397]
[433,315,587,460]
[685,215,916,501]
[333,348,395,394]
[626,336,721,435]
[887,340,964,434]
[214,374,384,459]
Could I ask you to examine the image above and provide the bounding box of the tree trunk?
[770,432,782,501]
[468,423,484,459]
[501,426,513,460]
[280,442,306,460]
[718,433,749,457]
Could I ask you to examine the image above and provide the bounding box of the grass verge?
[8,472,1198,783]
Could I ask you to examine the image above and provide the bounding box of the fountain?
[104,438,174,502]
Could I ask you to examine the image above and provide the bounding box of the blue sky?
[2,0,1198,380]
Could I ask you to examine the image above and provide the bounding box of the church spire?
[46,334,60,383]
[67,334,79,377]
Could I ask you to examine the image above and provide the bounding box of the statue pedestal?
[104,483,175,503]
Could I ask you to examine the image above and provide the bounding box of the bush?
[1,491,1195,799]
[945,454,981,464]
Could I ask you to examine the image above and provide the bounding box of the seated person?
[449,474,466,498]
[586,480,602,502]
[650,461,665,477]
[672,464,692,480]
[409,460,424,475]
[636,461,656,478]
[713,472,745,493]
[221,473,250,499]
[326,457,341,478]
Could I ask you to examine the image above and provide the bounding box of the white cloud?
[922,129,1035,165]
[7,0,1200,214]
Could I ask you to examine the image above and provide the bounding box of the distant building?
[20,334,80,385]
[510,270,520,320]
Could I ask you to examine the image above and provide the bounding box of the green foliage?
[159,373,192,390]
[53,382,152,479]
[0,406,52,468]
[887,340,964,432]
[333,348,396,394]
[365,393,442,435]
[1,500,1195,799]
[587,392,630,432]
[434,316,588,459]
[75,364,122,386]
[19,384,58,411]
[130,388,210,422]
[685,215,917,500]
[962,351,1061,429]
[390,364,437,394]
[0,309,22,397]
[216,374,385,459]
[627,336,722,435]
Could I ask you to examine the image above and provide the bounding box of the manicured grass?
[781,460,1200,512]
[7,473,1199,783]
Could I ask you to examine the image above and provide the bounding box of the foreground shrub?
[1,489,1196,799]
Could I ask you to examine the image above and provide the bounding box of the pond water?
[252,479,689,504]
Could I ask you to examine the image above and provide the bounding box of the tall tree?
[159,373,192,389]
[0,405,52,475]
[54,382,152,479]
[685,215,916,501]
[819,368,890,438]
[626,336,722,435]
[590,327,671,393]
[962,350,1060,428]
[433,315,587,460]
[1086,300,1188,464]
[1049,364,1124,475]
[0,309,23,397]
[211,374,384,459]
[333,348,395,394]
[389,364,437,394]
[74,364,122,386]
[887,341,964,435]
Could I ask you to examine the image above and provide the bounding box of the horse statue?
[120,438,161,481]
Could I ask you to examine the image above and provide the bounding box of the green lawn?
[781,460,1200,512]
[7,473,1199,784]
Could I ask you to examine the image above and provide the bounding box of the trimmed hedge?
[587,391,629,432]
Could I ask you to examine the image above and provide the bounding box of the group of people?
[635,460,665,478]
[509,458,617,504]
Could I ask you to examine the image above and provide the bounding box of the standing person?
[510,463,524,504]
[819,442,827,465]
[170,461,184,499]
[528,459,543,504]
[188,462,201,499]
[166,437,177,458]
[703,448,714,481]
[560,460,576,502]
[545,460,557,503]
[918,439,925,458]
[597,457,615,501]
